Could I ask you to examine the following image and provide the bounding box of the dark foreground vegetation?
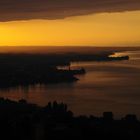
[0,98,139,140]
[0,52,128,89]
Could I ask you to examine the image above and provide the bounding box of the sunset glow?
[0,11,140,52]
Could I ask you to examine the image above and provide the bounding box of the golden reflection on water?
[0,51,140,118]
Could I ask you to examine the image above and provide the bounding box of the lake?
[0,50,140,118]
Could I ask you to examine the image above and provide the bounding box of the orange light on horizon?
[0,11,140,52]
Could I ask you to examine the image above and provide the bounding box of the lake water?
[0,51,140,118]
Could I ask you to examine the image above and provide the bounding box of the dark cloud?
[0,0,140,21]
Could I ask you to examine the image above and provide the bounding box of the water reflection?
[0,51,140,118]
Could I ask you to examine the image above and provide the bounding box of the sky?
[0,0,140,52]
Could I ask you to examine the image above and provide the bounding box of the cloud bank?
[0,0,140,21]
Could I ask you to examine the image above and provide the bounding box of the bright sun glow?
[0,11,140,52]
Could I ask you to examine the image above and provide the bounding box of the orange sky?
[0,11,140,52]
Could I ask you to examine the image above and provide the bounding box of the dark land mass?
[0,98,139,140]
[50,46,140,55]
[0,51,129,89]
[3,46,140,54]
